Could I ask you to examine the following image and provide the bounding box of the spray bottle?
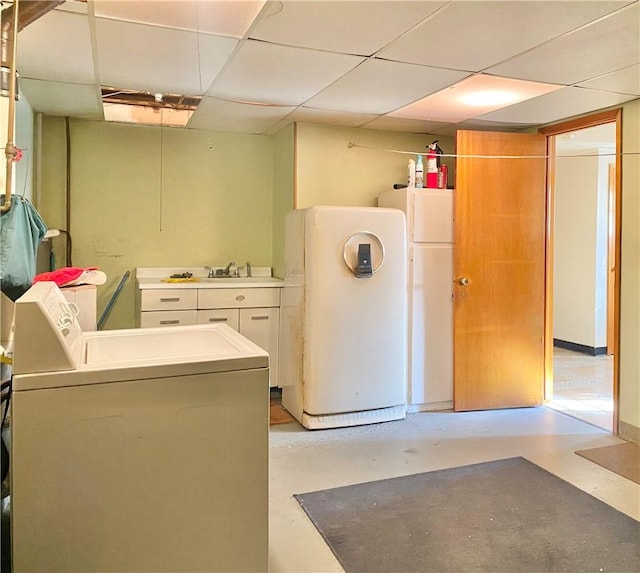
[407,159,416,188]
[415,154,424,188]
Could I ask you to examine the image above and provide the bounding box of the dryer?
[10,282,269,573]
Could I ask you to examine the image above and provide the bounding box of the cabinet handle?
[208,317,228,322]
[251,315,269,320]
[235,295,245,301]
[160,297,180,302]
[160,320,180,325]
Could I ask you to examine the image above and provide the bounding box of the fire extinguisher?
[425,140,442,188]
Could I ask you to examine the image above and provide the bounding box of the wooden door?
[454,130,547,411]
[607,164,616,355]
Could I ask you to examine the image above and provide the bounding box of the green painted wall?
[272,123,295,279]
[295,123,454,208]
[39,118,274,330]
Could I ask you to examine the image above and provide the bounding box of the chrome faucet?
[204,266,214,278]
[246,261,252,277]
[223,261,235,276]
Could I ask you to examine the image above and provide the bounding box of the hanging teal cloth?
[0,196,48,301]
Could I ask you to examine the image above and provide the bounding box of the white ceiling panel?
[207,40,364,106]
[378,1,630,72]
[487,3,640,85]
[11,0,639,134]
[16,10,95,84]
[304,59,470,115]
[576,64,640,96]
[188,97,294,134]
[95,0,266,37]
[197,1,266,38]
[250,0,445,56]
[18,79,103,119]
[96,18,207,95]
[94,0,200,31]
[478,86,637,124]
[287,107,376,128]
[196,34,239,94]
[362,116,449,134]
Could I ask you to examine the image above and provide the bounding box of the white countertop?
[135,267,284,289]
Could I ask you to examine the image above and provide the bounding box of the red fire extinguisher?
[425,141,442,188]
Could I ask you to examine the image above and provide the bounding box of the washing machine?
[10,282,269,573]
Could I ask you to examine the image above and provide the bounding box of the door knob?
[458,277,470,286]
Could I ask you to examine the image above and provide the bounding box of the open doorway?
[541,111,621,433]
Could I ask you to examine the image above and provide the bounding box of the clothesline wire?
[347,142,639,159]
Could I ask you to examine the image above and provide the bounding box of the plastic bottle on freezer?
[407,159,416,187]
[415,155,424,188]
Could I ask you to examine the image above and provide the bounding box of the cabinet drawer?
[197,309,239,330]
[139,310,197,328]
[140,289,197,311]
[198,288,280,310]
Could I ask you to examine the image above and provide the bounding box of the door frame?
[539,108,622,435]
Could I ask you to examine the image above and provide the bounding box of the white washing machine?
[10,282,270,573]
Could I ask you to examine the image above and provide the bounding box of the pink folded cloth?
[33,266,107,287]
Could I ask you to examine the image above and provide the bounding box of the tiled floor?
[548,348,614,432]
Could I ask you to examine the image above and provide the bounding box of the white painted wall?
[553,149,611,349]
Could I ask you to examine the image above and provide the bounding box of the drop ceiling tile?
[94,0,199,30]
[94,0,264,37]
[250,0,445,56]
[19,79,103,119]
[288,107,377,128]
[196,34,240,93]
[363,116,449,134]
[487,3,639,85]
[197,0,266,37]
[96,18,235,95]
[207,40,364,106]
[304,59,469,115]
[15,10,95,84]
[188,97,295,134]
[478,86,637,125]
[576,64,640,96]
[378,1,630,71]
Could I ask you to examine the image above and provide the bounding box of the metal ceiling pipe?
[1,0,64,213]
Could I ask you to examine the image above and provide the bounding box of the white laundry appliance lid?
[12,282,268,391]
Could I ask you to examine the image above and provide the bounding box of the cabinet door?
[412,189,453,243]
[196,309,240,330]
[410,244,453,405]
[239,308,279,387]
[139,310,198,328]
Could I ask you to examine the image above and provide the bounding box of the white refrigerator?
[378,188,454,411]
[280,206,408,430]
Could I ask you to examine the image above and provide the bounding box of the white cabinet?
[378,187,454,411]
[136,284,281,387]
[198,288,281,388]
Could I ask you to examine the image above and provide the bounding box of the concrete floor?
[269,406,639,573]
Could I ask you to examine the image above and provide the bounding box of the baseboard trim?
[553,339,608,356]
[618,420,640,445]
